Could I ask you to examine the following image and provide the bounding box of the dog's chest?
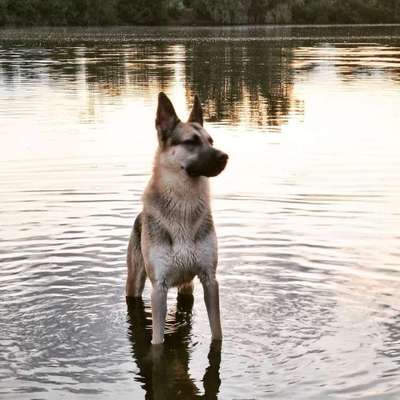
[164,221,205,286]
[170,222,199,264]
[144,190,215,287]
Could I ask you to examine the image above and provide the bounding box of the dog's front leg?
[151,282,168,345]
[201,276,222,341]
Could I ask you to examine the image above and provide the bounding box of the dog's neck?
[148,151,210,204]
[151,166,210,202]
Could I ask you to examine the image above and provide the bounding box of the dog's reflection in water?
[126,294,221,400]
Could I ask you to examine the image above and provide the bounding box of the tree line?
[0,0,175,26]
[1,0,399,26]
[191,0,400,24]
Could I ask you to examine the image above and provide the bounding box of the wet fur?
[126,93,227,344]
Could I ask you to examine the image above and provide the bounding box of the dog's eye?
[183,136,200,146]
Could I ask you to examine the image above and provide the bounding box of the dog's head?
[155,92,228,178]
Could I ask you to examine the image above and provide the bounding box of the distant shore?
[1,1,400,27]
[1,24,400,47]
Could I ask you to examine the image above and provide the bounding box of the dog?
[126,92,228,345]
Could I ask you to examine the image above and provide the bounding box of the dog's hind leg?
[126,213,146,298]
[177,281,194,296]
[177,281,194,310]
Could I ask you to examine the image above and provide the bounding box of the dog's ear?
[155,92,180,139]
[188,94,203,126]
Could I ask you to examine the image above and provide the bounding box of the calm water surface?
[1,26,400,399]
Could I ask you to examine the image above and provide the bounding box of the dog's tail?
[126,212,146,297]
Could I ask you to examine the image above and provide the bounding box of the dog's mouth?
[187,169,200,177]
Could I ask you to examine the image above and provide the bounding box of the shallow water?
[1,25,400,399]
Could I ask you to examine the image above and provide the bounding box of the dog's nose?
[217,152,229,163]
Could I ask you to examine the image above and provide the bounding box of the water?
[1,25,400,399]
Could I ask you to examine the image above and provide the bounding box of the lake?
[1,25,400,399]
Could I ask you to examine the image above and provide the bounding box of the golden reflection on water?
[1,42,400,294]
[1,40,400,306]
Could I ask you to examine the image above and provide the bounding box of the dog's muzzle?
[186,150,229,178]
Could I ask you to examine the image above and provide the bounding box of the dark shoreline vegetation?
[0,0,400,27]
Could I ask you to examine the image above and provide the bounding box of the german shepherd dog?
[126,92,228,345]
